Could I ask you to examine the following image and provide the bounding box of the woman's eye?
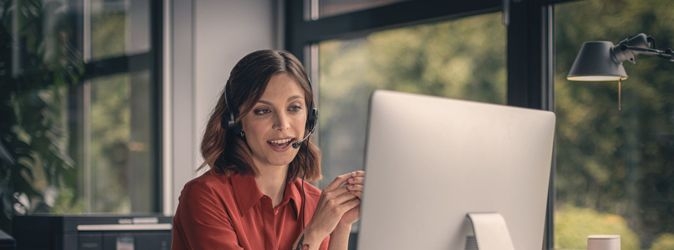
[289,105,303,112]
[253,108,271,115]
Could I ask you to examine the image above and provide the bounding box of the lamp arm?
[620,45,674,62]
[661,49,674,62]
[620,45,660,55]
[613,45,674,63]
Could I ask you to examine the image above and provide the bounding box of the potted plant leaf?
[0,0,84,233]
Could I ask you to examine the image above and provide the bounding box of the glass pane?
[1,0,157,228]
[555,1,674,249]
[72,71,156,214]
[317,13,505,188]
[90,0,150,60]
[316,0,410,18]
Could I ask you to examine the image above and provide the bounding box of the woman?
[171,49,365,250]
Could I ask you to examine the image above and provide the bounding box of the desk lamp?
[567,33,674,110]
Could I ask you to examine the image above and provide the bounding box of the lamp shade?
[567,41,628,81]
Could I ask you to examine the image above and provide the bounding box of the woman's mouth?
[267,138,294,151]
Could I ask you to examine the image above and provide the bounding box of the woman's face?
[240,73,308,170]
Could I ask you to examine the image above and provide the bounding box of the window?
[0,0,161,226]
[72,0,160,214]
[287,0,674,249]
[316,13,506,188]
[554,0,674,249]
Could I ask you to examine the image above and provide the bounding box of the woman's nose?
[273,112,291,130]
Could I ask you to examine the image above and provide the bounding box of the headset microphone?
[292,108,318,149]
[291,127,314,149]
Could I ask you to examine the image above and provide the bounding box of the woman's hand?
[303,171,366,244]
[337,171,365,227]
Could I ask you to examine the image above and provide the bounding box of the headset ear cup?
[221,109,243,139]
[222,79,238,130]
[233,123,243,138]
[221,111,236,129]
[221,113,230,129]
[307,108,318,131]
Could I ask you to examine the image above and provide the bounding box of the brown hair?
[200,50,321,182]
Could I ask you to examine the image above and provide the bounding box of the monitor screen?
[357,90,556,250]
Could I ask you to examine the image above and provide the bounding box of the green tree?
[318,13,506,182]
[650,233,674,250]
[555,0,674,248]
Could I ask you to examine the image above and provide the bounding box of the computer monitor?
[357,90,556,250]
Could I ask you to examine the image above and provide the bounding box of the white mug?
[587,235,620,250]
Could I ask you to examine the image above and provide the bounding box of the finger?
[351,170,365,177]
[321,184,351,201]
[340,197,361,212]
[347,176,364,185]
[318,190,358,212]
[351,191,363,200]
[348,190,363,199]
[319,184,356,207]
[346,183,363,193]
[330,190,359,206]
[328,195,360,217]
[324,172,352,191]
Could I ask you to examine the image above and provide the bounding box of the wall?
[165,0,281,214]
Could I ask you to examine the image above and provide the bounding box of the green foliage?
[555,206,639,250]
[0,0,84,232]
[50,184,84,214]
[650,233,674,250]
[318,13,506,181]
[318,0,674,248]
[555,0,674,248]
[88,75,132,213]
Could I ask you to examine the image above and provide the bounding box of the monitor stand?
[465,213,515,250]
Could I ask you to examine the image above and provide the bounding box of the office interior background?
[1,0,673,249]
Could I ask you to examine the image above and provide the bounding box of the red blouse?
[171,169,329,250]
